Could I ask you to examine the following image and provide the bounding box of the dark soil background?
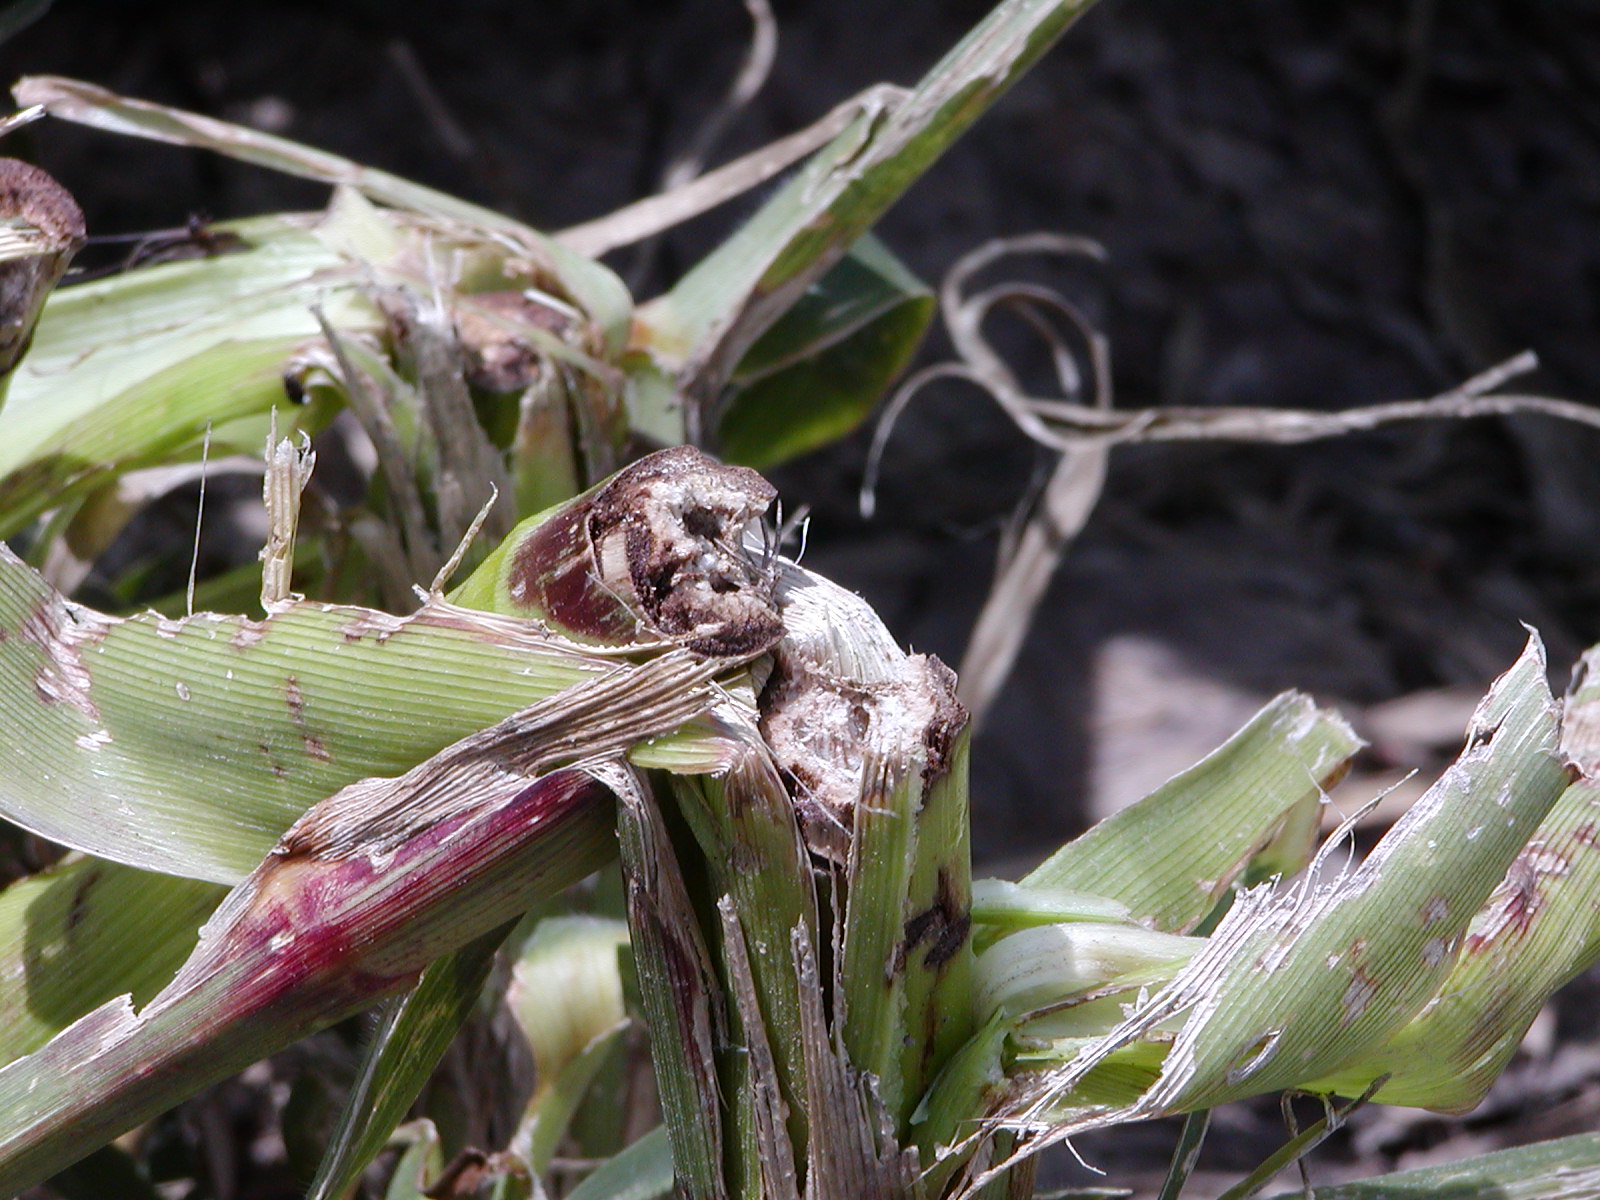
[6,0,1600,1196]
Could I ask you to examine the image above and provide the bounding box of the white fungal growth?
[74,728,113,752]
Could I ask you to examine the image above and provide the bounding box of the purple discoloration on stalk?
[512,503,642,643]
[184,768,612,1014]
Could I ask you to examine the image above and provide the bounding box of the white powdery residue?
[1525,846,1574,879]
[338,608,408,642]
[74,728,113,752]
[1467,825,1484,841]
[22,604,104,722]
[175,682,191,701]
[154,616,184,640]
[230,623,266,650]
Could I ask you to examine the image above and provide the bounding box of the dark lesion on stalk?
[916,656,966,789]
[0,158,86,378]
[509,445,783,657]
[896,868,972,977]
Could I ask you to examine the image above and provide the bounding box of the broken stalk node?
[455,445,783,658]
[0,158,85,404]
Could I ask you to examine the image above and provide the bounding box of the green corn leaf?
[970,880,1133,953]
[507,914,632,1174]
[0,543,615,882]
[0,755,619,1194]
[565,1126,674,1200]
[0,212,369,535]
[1023,692,1363,933]
[1295,649,1600,1111]
[2,444,776,882]
[1013,634,1570,1128]
[973,923,1200,1025]
[0,856,224,1065]
[716,235,933,470]
[13,75,633,356]
[637,0,1099,407]
[307,925,513,1200]
[1260,1132,1600,1200]
[381,1122,444,1200]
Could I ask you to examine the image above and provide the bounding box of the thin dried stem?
[558,84,909,259]
[660,0,778,195]
[866,234,1113,728]
[865,229,1592,728]
[259,418,315,611]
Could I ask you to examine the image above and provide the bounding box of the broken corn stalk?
[0,446,787,1192]
[3,0,1600,1191]
[0,157,84,400]
[5,442,1600,1198]
[0,764,617,1193]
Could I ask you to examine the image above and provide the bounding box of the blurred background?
[5,0,1600,1190]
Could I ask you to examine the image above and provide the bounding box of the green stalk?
[665,743,819,1191]
[615,768,729,1200]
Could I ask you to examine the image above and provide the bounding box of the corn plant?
[2,1,1600,1198]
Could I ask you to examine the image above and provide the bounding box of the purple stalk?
[0,765,614,1193]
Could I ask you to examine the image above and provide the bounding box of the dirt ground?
[5,0,1600,1195]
